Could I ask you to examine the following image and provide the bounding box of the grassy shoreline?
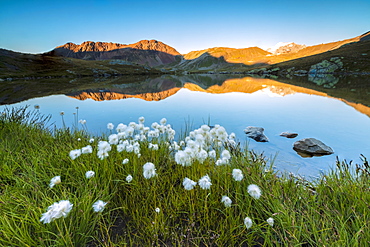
[0,107,369,246]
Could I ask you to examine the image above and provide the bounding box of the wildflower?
[40,200,73,224]
[128,122,137,129]
[244,217,253,229]
[232,169,244,181]
[208,150,216,159]
[138,116,145,124]
[85,171,95,179]
[221,149,231,160]
[69,149,81,160]
[122,158,129,164]
[267,217,274,227]
[116,123,127,133]
[160,118,167,125]
[108,134,119,145]
[196,149,208,163]
[117,144,125,152]
[126,174,133,183]
[77,138,81,141]
[79,119,86,125]
[97,150,109,160]
[137,153,141,158]
[92,200,107,213]
[148,143,159,150]
[98,141,111,152]
[81,145,93,154]
[143,162,157,179]
[107,123,114,130]
[49,176,61,188]
[201,124,210,132]
[175,150,192,166]
[247,184,262,199]
[155,207,160,213]
[89,138,94,143]
[183,177,197,190]
[215,157,229,166]
[221,196,232,207]
[198,175,212,190]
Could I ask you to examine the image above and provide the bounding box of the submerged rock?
[244,126,269,142]
[293,138,334,157]
[280,132,298,138]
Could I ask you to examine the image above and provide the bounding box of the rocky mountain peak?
[54,40,180,55]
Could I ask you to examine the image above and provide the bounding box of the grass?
[0,107,369,246]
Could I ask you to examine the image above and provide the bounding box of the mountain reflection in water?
[1,74,369,178]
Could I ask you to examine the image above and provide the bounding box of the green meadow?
[0,106,369,246]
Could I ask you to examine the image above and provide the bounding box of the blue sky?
[0,0,369,54]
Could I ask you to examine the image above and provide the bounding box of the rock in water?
[280,132,298,138]
[244,126,269,142]
[293,138,334,157]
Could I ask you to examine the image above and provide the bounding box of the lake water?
[1,74,369,178]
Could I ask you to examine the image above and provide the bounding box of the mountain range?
[0,31,369,79]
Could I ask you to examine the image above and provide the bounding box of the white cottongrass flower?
[143,162,157,179]
[81,145,93,154]
[108,134,119,145]
[267,217,274,227]
[107,123,114,130]
[85,171,95,179]
[49,176,61,188]
[221,196,232,207]
[89,138,94,143]
[69,149,81,160]
[244,217,253,229]
[92,200,107,213]
[148,143,159,150]
[97,150,109,160]
[232,169,244,181]
[126,174,133,183]
[155,207,160,213]
[183,177,197,190]
[160,118,167,125]
[247,184,262,199]
[122,158,129,164]
[98,141,111,152]
[196,149,208,163]
[221,149,231,160]
[138,116,145,124]
[208,150,216,159]
[77,138,81,141]
[79,119,86,125]
[40,200,73,224]
[198,175,212,190]
[116,123,127,133]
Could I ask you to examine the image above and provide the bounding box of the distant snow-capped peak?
[267,42,306,55]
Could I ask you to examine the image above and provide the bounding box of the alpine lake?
[1,73,369,179]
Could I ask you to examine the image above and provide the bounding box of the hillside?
[183,46,270,65]
[48,40,181,67]
[0,48,162,80]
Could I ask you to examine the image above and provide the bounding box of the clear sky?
[0,0,369,54]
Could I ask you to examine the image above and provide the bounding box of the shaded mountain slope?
[0,48,161,79]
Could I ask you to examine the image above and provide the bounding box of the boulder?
[280,132,298,138]
[293,138,334,157]
[244,126,269,142]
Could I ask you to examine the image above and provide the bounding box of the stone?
[293,138,334,157]
[280,132,298,138]
[244,126,269,142]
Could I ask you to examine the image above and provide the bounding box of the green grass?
[0,107,369,246]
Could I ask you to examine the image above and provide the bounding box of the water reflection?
[1,74,370,178]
